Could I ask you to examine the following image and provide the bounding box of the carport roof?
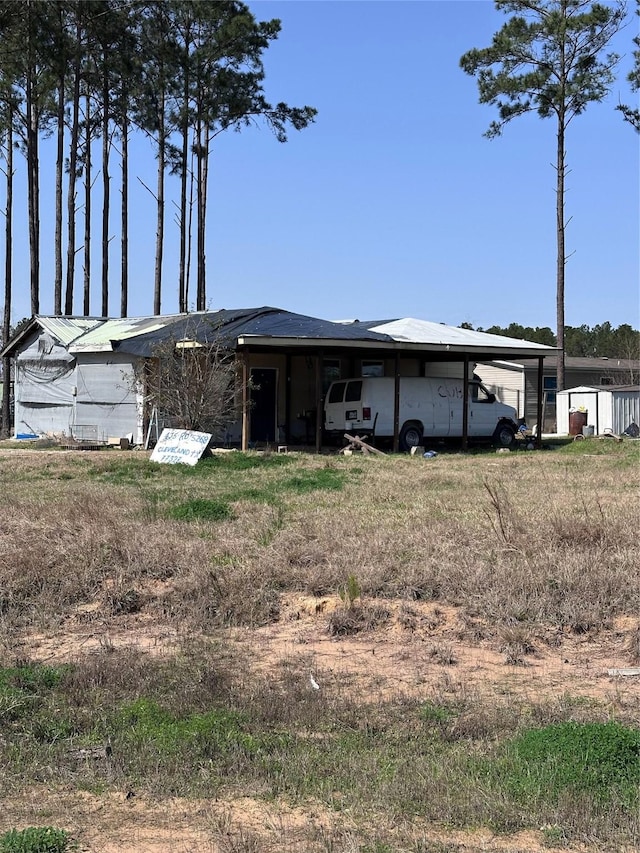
[351,318,554,354]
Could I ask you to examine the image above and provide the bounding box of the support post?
[392,352,400,453]
[241,350,250,451]
[315,353,323,454]
[535,356,544,449]
[462,355,470,451]
[284,353,292,444]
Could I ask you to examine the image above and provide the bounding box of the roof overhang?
[236,335,555,359]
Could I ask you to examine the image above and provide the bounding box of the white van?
[324,376,519,451]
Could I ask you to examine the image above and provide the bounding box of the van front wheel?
[399,422,423,452]
[493,423,516,448]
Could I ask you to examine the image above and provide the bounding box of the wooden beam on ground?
[343,433,386,456]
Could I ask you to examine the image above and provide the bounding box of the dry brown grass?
[0,444,637,640]
[0,442,638,852]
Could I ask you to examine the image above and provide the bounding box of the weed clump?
[0,827,74,853]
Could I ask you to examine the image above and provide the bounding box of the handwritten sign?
[150,428,212,466]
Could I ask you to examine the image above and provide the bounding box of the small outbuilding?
[556,385,640,436]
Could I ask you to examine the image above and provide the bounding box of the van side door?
[468,382,497,436]
[433,380,455,437]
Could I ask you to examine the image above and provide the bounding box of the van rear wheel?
[399,422,423,452]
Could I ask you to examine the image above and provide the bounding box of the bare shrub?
[498,625,537,666]
[428,643,457,666]
[133,324,243,436]
[326,602,391,637]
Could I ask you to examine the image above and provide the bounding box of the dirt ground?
[4,593,639,853]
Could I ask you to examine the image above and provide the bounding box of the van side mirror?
[487,393,496,403]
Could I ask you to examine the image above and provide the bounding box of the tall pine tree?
[461,0,626,390]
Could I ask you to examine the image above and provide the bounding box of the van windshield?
[345,381,362,402]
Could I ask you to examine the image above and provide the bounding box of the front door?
[250,368,278,444]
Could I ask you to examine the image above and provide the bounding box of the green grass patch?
[200,453,295,472]
[168,498,235,522]
[113,698,287,772]
[281,468,346,494]
[497,721,640,806]
[0,663,67,692]
[0,827,74,853]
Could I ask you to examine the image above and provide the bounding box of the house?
[476,355,639,432]
[1,308,555,450]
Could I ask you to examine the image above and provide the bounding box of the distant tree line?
[460,321,640,360]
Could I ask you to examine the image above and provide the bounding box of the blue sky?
[7,0,640,330]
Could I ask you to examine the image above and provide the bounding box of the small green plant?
[338,574,361,610]
[169,498,234,522]
[0,663,67,692]
[540,823,568,847]
[0,826,74,853]
[419,702,455,727]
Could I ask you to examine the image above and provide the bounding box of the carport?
[234,318,555,452]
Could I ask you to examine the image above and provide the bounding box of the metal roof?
[356,318,554,353]
[69,314,185,352]
[558,384,640,393]
[38,316,104,345]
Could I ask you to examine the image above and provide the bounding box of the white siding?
[75,354,142,442]
[14,331,77,436]
[475,362,525,417]
[609,389,640,434]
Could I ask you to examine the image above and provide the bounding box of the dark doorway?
[250,368,278,443]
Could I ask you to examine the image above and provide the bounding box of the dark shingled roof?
[112,307,393,355]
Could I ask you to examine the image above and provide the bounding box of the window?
[328,382,346,404]
[471,382,493,403]
[600,377,615,386]
[345,380,362,402]
[323,359,341,393]
[543,376,557,405]
[361,360,384,377]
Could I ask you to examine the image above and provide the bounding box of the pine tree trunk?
[102,67,110,318]
[154,95,165,316]
[196,117,206,311]
[186,140,195,311]
[556,118,566,393]
[26,51,39,315]
[83,88,91,316]
[2,115,13,437]
[120,109,128,318]
[65,22,82,316]
[54,76,64,315]
[179,113,188,313]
